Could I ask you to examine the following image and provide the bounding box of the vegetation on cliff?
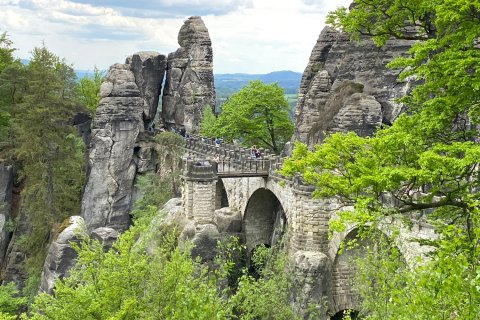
[284,0,480,318]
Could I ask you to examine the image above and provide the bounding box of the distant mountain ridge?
[71,68,300,109]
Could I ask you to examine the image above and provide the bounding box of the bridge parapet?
[184,159,217,181]
[183,135,286,177]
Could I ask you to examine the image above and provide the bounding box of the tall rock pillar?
[162,16,216,133]
[81,52,166,232]
[294,27,415,147]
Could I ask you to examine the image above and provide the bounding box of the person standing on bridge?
[251,145,260,159]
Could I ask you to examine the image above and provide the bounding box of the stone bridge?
[179,135,436,319]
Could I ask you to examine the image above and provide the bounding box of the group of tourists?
[250,145,261,158]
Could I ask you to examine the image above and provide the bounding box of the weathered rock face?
[0,166,13,266]
[295,27,415,147]
[162,16,215,133]
[81,52,165,232]
[39,216,88,294]
[292,251,331,318]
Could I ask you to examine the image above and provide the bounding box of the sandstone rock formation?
[162,16,215,133]
[81,52,166,233]
[294,27,415,147]
[39,216,88,294]
[0,165,13,266]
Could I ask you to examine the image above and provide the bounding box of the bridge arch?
[243,188,287,252]
[328,223,410,316]
[215,178,229,209]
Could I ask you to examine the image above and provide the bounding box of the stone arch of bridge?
[215,178,229,209]
[328,217,432,267]
[328,224,408,316]
[243,188,287,252]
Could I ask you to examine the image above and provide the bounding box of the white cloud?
[205,0,351,73]
[0,8,30,32]
[0,0,351,72]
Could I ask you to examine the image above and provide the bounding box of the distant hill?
[214,70,301,95]
[76,70,92,79]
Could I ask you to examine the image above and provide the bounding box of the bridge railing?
[182,134,284,176]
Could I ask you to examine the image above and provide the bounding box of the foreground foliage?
[284,0,480,318]
[18,172,299,320]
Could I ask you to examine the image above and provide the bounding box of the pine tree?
[11,45,85,272]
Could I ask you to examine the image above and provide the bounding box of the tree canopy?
[283,0,480,318]
[206,80,294,154]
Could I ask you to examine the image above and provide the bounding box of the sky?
[0,0,351,74]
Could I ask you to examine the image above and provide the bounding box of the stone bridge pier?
[181,159,341,318]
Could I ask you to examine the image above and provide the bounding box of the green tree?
[11,45,85,279]
[213,80,294,154]
[0,32,15,73]
[75,66,105,115]
[199,106,217,138]
[228,244,300,320]
[0,282,27,317]
[0,32,24,157]
[283,1,480,318]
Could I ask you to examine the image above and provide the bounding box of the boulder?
[190,223,220,261]
[214,207,242,233]
[162,16,216,133]
[90,227,119,251]
[143,198,185,255]
[294,26,415,147]
[292,250,332,319]
[39,216,88,294]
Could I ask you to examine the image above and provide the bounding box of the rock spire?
[162,16,216,133]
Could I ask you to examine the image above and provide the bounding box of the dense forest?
[0,0,479,319]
